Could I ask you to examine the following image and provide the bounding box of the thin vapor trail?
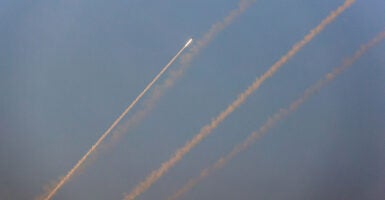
[123,1,355,200]
[36,0,259,198]
[109,0,258,144]
[37,39,192,200]
[168,30,385,200]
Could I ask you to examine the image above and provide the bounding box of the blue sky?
[1,0,385,199]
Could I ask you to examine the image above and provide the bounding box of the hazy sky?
[1,0,385,199]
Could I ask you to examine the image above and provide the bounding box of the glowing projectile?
[38,38,193,200]
[185,38,193,47]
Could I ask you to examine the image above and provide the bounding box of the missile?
[38,37,194,200]
[185,38,193,47]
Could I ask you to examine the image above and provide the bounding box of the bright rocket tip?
[185,38,193,47]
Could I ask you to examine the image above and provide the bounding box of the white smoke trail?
[167,30,385,200]
[38,0,259,198]
[123,1,355,200]
[107,0,259,148]
[37,39,192,200]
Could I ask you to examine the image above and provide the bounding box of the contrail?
[123,1,355,200]
[180,0,257,66]
[108,0,259,144]
[38,0,260,197]
[38,38,193,200]
[167,30,385,200]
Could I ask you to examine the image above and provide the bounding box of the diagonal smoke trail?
[180,0,257,66]
[167,30,385,200]
[123,1,355,200]
[109,0,258,144]
[37,39,192,200]
[38,0,259,198]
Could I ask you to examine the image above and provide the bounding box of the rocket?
[185,38,193,47]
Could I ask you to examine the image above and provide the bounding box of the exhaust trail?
[109,0,259,144]
[123,1,355,200]
[180,0,257,66]
[38,38,193,200]
[167,30,385,200]
[40,0,259,198]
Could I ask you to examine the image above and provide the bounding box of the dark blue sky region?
[1,0,385,199]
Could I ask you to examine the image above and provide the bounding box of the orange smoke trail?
[107,0,258,148]
[123,1,355,200]
[37,1,259,198]
[37,39,192,200]
[167,30,385,200]
[180,0,257,66]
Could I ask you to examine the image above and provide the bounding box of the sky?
[1,0,385,199]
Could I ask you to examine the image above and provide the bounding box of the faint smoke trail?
[180,0,257,65]
[167,30,385,200]
[123,1,355,200]
[108,0,258,146]
[37,39,192,200]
